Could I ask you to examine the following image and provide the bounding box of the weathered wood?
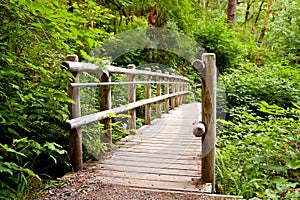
[145,68,151,125]
[164,72,170,114]
[100,70,112,147]
[65,92,188,130]
[178,80,182,105]
[193,111,206,137]
[171,74,176,110]
[183,82,188,104]
[64,61,188,81]
[70,81,180,87]
[128,64,136,134]
[180,78,184,105]
[201,53,216,192]
[64,56,193,176]
[191,59,205,72]
[193,122,206,137]
[156,70,162,118]
[108,66,188,81]
[175,77,180,107]
[79,103,208,193]
[66,55,83,172]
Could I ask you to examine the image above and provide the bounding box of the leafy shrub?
[217,60,300,198]
[0,0,113,197]
[216,102,300,199]
[0,138,67,199]
[222,61,300,120]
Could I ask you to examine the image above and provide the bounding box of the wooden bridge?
[62,53,217,194]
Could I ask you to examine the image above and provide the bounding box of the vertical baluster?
[145,68,151,125]
[66,55,83,172]
[128,64,136,134]
[164,72,169,114]
[156,70,162,118]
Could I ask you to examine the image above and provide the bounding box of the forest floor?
[34,171,241,200]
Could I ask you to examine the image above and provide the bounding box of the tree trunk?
[252,0,265,34]
[226,0,237,25]
[258,0,273,43]
[242,2,251,25]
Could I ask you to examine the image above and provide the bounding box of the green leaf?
[286,157,300,170]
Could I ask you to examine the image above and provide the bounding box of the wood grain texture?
[84,103,210,192]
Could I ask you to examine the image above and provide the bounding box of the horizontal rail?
[63,61,189,81]
[64,91,188,130]
[70,81,188,87]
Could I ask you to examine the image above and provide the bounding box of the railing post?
[145,68,151,125]
[164,72,170,114]
[179,77,183,106]
[100,68,112,148]
[66,54,83,172]
[171,74,176,110]
[156,70,162,118]
[128,64,136,134]
[183,81,188,104]
[201,53,217,192]
[175,76,179,107]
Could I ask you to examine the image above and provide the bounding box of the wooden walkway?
[84,103,211,193]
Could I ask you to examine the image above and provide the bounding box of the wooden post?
[201,53,216,192]
[164,72,170,114]
[175,76,180,107]
[179,77,184,106]
[128,64,136,134]
[100,70,112,148]
[145,68,151,125]
[156,70,162,118]
[66,55,83,172]
[171,74,176,110]
[184,81,188,103]
[180,78,184,105]
[183,80,187,104]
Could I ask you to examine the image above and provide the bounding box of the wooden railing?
[63,55,190,171]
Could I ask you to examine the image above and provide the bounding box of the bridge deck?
[71,103,211,193]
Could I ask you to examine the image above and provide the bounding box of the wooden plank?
[112,151,200,160]
[97,164,199,176]
[94,176,204,192]
[102,155,200,165]
[93,169,198,182]
[80,103,205,193]
[99,162,199,173]
[99,160,200,171]
[123,138,197,143]
[117,142,200,149]
[115,149,199,157]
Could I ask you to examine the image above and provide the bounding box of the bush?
[222,61,300,120]
[0,138,68,199]
[216,60,300,199]
[194,18,262,72]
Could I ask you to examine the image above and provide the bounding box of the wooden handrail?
[64,92,188,130]
[65,55,189,171]
[63,61,189,81]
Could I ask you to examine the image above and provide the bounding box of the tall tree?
[226,0,237,25]
[258,0,273,43]
[251,0,265,34]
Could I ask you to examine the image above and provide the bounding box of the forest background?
[0,0,299,199]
